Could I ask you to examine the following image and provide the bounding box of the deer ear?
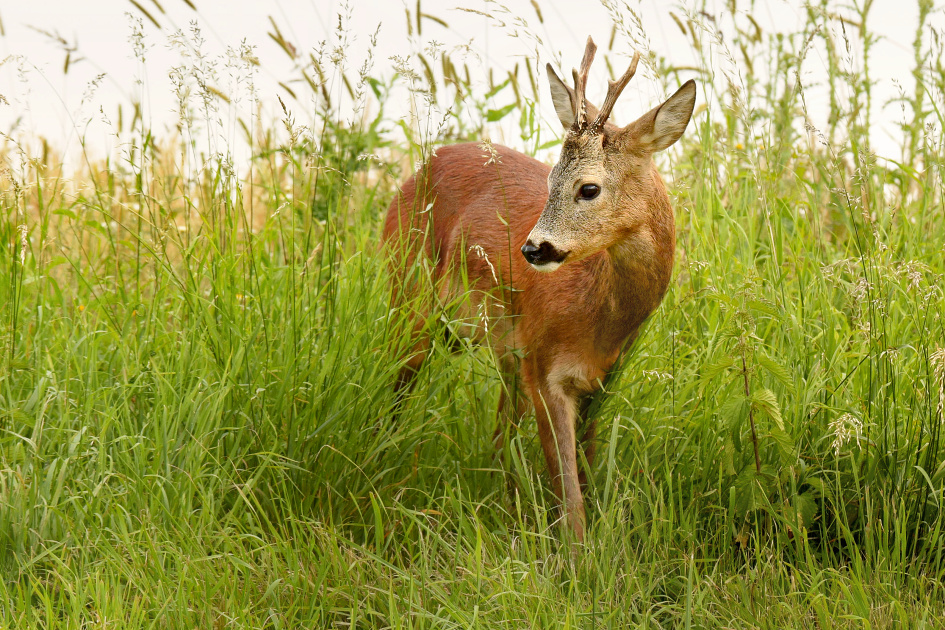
[547,63,576,128]
[622,79,696,153]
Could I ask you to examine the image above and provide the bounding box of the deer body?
[384,38,695,542]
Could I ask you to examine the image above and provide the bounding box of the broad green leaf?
[748,297,781,318]
[700,356,736,384]
[751,388,784,430]
[721,394,748,433]
[769,424,796,459]
[802,477,830,500]
[756,351,796,394]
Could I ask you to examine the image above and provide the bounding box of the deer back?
[385,37,694,382]
[384,143,677,382]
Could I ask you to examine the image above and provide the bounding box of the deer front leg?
[529,376,585,543]
[577,394,598,490]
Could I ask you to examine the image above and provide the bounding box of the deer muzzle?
[521,239,569,271]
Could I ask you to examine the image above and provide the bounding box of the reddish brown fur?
[383,143,676,539]
[384,38,693,545]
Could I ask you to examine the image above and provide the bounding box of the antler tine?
[570,36,598,132]
[592,51,640,131]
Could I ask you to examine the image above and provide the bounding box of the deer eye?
[578,183,600,200]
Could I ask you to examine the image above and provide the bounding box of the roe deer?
[384,37,696,542]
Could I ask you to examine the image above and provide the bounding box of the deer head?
[521,37,697,271]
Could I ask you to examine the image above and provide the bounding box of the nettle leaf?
[802,477,831,501]
[733,464,755,490]
[734,489,756,519]
[706,290,734,307]
[751,388,784,430]
[748,297,781,318]
[721,395,748,432]
[770,423,796,459]
[756,351,795,394]
[720,395,748,456]
[732,423,743,453]
[700,356,736,384]
[733,467,768,517]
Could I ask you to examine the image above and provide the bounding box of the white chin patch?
[530,261,562,273]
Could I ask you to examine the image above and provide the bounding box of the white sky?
[0,0,932,170]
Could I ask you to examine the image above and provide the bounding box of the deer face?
[522,40,696,272]
[523,131,620,271]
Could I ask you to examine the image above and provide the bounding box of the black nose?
[521,241,542,265]
[521,240,568,266]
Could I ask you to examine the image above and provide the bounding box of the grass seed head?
[829,413,864,456]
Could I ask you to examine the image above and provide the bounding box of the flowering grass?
[1,1,944,627]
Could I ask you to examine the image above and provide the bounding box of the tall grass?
[1,0,944,626]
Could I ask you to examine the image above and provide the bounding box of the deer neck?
[593,197,675,352]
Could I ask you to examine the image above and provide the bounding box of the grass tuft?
[1,0,944,626]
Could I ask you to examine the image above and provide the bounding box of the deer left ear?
[547,63,577,128]
[621,79,696,153]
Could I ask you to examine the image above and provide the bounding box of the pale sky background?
[0,0,935,171]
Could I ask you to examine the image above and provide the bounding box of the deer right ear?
[622,79,697,154]
[547,63,576,128]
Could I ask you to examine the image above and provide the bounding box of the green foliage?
[1,0,944,625]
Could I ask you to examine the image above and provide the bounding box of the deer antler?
[570,36,597,132]
[591,51,640,132]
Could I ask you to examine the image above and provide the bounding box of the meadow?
[1,1,944,627]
